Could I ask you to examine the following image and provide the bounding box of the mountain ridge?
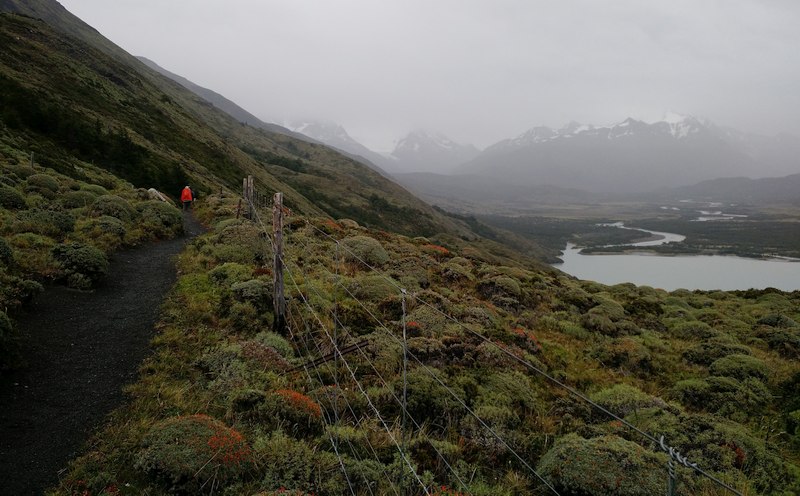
[460,114,799,193]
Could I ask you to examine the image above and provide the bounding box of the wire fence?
[242,188,745,496]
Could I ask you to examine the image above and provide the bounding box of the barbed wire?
[244,194,744,496]
[301,216,744,496]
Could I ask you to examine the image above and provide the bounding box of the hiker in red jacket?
[181,185,194,210]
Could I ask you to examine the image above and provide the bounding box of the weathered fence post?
[273,192,286,334]
[242,175,254,218]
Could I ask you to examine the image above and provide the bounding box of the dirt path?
[0,213,204,496]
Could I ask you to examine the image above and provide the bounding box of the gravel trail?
[0,213,204,496]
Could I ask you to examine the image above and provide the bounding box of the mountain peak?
[390,130,479,173]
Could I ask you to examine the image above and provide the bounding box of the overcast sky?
[59,0,800,151]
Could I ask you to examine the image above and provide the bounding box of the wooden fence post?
[273,192,286,334]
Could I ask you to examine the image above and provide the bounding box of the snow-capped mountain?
[389,130,480,173]
[285,120,391,173]
[461,115,799,193]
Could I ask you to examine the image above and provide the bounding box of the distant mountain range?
[280,113,800,195]
[459,114,800,193]
[140,55,799,199]
[657,173,800,205]
[387,131,480,173]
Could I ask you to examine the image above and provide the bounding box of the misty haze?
[2,1,800,495]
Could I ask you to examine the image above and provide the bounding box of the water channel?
[553,223,800,291]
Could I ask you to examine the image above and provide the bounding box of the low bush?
[0,237,13,265]
[231,279,272,311]
[673,376,771,418]
[254,331,294,358]
[91,194,134,221]
[12,209,75,238]
[709,354,769,382]
[25,173,59,195]
[759,328,800,358]
[757,313,798,328]
[51,242,109,289]
[347,274,400,302]
[683,339,753,366]
[138,200,183,238]
[589,384,673,418]
[254,431,341,493]
[81,184,109,196]
[0,186,26,210]
[209,262,251,286]
[60,190,98,209]
[341,235,389,267]
[135,414,251,494]
[668,320,717,339]
[77,216,126,251]
[537,434,665,495]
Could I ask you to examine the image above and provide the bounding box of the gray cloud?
[59,0,800,150]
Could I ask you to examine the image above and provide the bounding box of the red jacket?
[181,187,193,202]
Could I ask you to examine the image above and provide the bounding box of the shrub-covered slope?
[0,8,474,240]
[52,195,800,495]
[0,160,184,370]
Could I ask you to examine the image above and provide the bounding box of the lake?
[553,224,800,291]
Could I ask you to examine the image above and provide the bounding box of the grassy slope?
[50,197,800,495]
[0,9,474,240]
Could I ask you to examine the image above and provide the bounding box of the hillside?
[1,2,799,495]
[48,195,800,495]
[0,5,468,239]
[656,174,800,205]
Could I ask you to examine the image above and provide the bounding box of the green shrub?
[537,434,665,495]
[582,312,618,336]
[52,242,109,289]
[589,384,673,418]
[12,209,75,238]
[78,216,126,250]
[441,260,475,282]
[591,337,655,375]
[254,431,338,493]
[0,186,26,209]
[8,164,35,178]
[709,354,769,382]
[8,233,55,274]
[91,194,133,221]
[135,414,251,494]
[138,200,183,238]
[60,190,98,209]
[81,184,108,196]
[757,313,798,328]
[673,376,771,418]
[0,237,13,265]
[341,235,389,267]
[759,328,800,358]
[209,262,252,286]
[254,331,294,358]
[668,320,716,339]
[231,279,272,310]
[347,274,399,301]
[590,294,627,321]
[399,368,464,431]
[478,275,521,299]
[683,339,753,366]
[25,173,59,193]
